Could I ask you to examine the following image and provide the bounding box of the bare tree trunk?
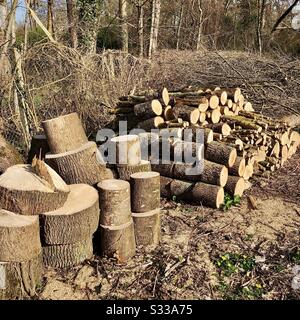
[256,0,266,55]
[149,0,161,59]
[66,0,78,49]
[196,0,203,51]
[137,0,144,57]
[47,0,55,39]
[176,1,184,50]
[119,0,128,52]
[0,0,7,45]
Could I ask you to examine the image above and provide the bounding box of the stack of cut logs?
[113,87,300,208]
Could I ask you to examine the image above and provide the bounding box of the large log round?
[0,164,70,215]
[0,209,41,262]
[132,208,160,247]
[43,237,93,268]
[40,184,100,245]
[130,171,160,213]
[42,112,88,154]
[0,253,43,300]
[46,141,115,185]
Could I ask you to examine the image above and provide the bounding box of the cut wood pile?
[113,87,300,208]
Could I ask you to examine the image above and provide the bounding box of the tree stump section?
[205,141,237,167]
[27,134,50,163]
[0,210,41,262]
[0,254,43,300]
[130,171,160,213]
[97,180,136,262]
[192,182,224,209]
[40,184,100,245]
[116,160,152,181]
[0,164,70,215]
[42,113,88,154]
[225,176,246,197]
[46,141,115,185]
[111,135,142,166]
[43,238,93,268]
[132,208,160,247]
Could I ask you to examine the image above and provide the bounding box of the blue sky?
[16,0,26,23]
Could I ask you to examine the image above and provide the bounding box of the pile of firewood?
[113,87,300,208]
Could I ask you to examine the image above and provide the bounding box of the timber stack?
[113,86,300,207]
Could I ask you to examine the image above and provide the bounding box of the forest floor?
[21,48,300,300]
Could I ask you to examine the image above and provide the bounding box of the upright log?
[42,113,88,154]
[130,171,160,213]
[97,180,136,262]
[132,208,160,247]
[116,160,152,181]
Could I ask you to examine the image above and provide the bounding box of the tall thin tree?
[149,0,161,59]
[47,0,55,39]
[119,0,128,52]
[66,0,78,48]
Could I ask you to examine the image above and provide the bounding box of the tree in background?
[47,0,55,38]
[149,0,161,58]
[66,0,78,48]
[119,0,128,52]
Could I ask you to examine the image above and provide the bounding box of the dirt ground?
[36,148,300,300]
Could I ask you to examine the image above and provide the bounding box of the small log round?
[174,105,200,124]
[162,88,170,106]
[0,164,70,215]
[211,109,221,124]
[192,182,224,209]
[0,209,41,262]
[42,113,88,154]
[100,220,136,262]
[43,237,93,268]
[132,208,160,247]
[46,141,115,185]
[116,160,152,181]
[198,97,209,112]
[209,95,219,109]
[229,157,246,177]
[205,142,237,167]
[40,184,100,245]
[214,90,228,106]
[0,253,43,300]
[110,135,142,166]
[225,176,245,197]
[97,179,131,226]
[134,100,163,120]
[164,106,175,120]
[130,171,160,213]
[226,88,241,103]
[243,164,254,180]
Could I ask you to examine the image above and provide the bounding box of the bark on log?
[226,88,241,103]
[205,142,237,167]
[0,253,43,300]
[0,164,70,215]
[40,184,100,245]
[225,176,245,197]
[0,210,41,262]
[183,127,213,144]
[192,182,224,209]
[229,157,246,177]
[100,219,136,262]
[43,237,93,268]
[138,116,164,131]
[111,135,142,166]
[116,160,152,181]
[206,123,231,136]
[134,100,163,120]
[172,160,228,187]
[151,162,174,177]
[46,141,115,185]
[173,105,200,124]
[130,171,160,213]
[97,179,131,226]
[132,208,160,247]
[160,176,193,200]
[42,113,88,154]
